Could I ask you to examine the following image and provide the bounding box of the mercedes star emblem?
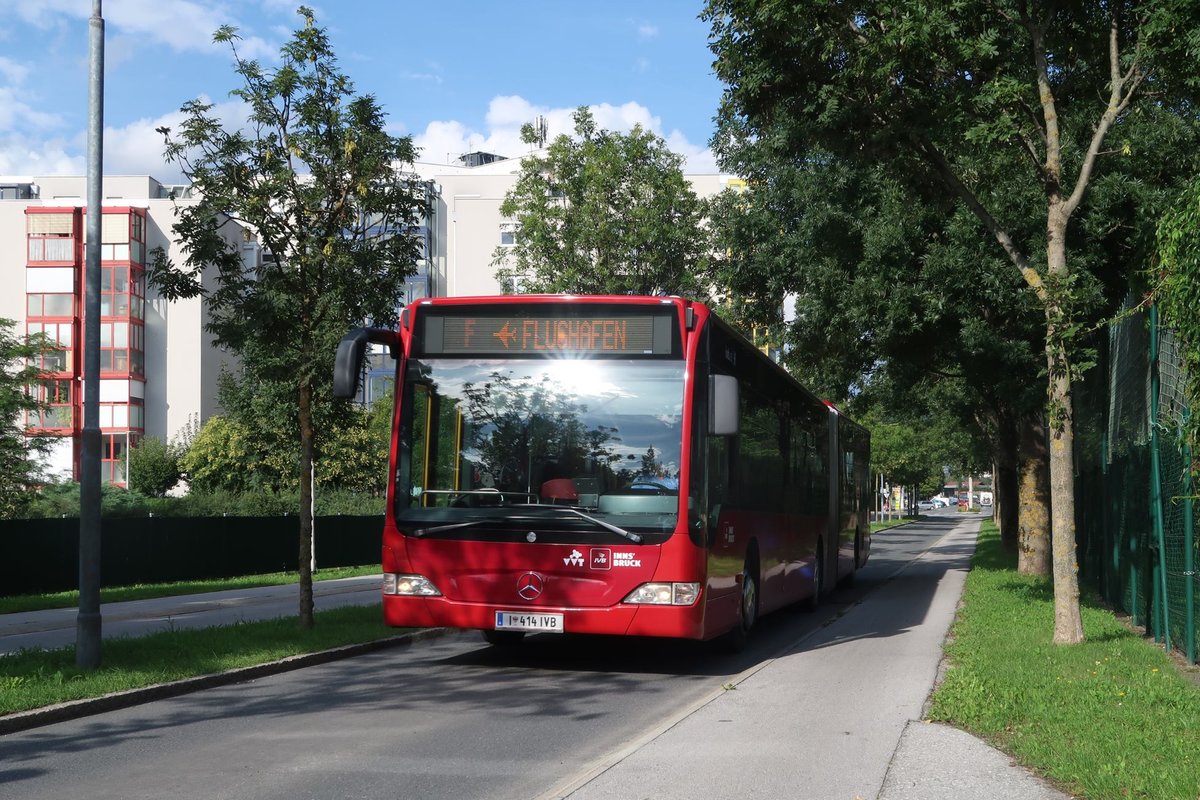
[516,572,544,601]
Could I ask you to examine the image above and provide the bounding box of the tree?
[1155,175,1200,461]
[705,0,1200,644]
[179,416,258,494]
[179,373,392,496]
[707,145,1049,555]
[127,436,181,497]
[0,319,51,518]
[312,390,391,495]
[493,107,713,298]
[150,7,426,627]
[861,414,930,500]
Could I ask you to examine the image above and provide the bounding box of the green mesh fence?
[1075,297,1197,664]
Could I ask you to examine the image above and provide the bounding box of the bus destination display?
[420,313,675,356]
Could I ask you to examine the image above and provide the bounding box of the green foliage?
[178,375,391,496]
[20,482,158,519]
[1155,175,1200,458]
[859,406,947,496]
[15,480,384,519]
[0,319,53,519]
[180,415,260,494]
[493,106,713,298]
[20,481,80,518]
[317,389,391,494]
[127,436,182,497]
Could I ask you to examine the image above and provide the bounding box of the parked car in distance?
[918,499,938,511]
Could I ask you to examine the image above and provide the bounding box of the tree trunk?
[1046,362,1083,643]
[1044,217,1084,643]
[995,414,1019,551]
[1017,415,1051,575]
[297,380,316,629]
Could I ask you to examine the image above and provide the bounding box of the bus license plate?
[494,611,564,633]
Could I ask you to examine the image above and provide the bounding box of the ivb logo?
[590,548,611,571]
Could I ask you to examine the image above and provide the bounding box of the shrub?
[128,436,182,497]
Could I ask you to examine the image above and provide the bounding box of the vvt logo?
[563,549,585,567]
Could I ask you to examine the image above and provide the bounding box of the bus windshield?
[396,357,686,535]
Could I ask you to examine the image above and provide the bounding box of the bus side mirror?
[333,327,399,399]
[709,374,739,436]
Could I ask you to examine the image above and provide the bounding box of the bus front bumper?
[382,594,708,640]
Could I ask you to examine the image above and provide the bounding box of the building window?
[95,321,144,377]
[28,237,75,262]
[26,379,74,430]
[101,432,137,486]
[27,212,76,262]
[27,321,74,372]
[499,222,519,246]
[27,293,74,317]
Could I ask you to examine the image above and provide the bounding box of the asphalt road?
[0,515,976,800]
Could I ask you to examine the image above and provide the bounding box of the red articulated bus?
[333,295,870,648]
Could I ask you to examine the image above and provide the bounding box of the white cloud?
[398,70,443,85]
[412,96,717,174]
[0,56,29,84]
[3,89,718,181]
[101,98,251,183]
[1,0,277,59]
[0,133,84,176]
[589,101,661,134]
[0,86,66,133]
[637,23,659,39]
[665,131,718,173]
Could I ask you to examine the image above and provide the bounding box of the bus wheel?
[721,558,760,652]
[482,630,525,647]
[842,530,861,587]
[805,543,824,612]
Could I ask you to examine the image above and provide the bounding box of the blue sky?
[0,1,725,183]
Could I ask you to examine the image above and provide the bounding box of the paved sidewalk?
[542,522,1074,800]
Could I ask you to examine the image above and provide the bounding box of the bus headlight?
[384,573,442,596]
[623,582,700,606]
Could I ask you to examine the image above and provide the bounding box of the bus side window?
[398,383,428,508]
[707,435,729,546]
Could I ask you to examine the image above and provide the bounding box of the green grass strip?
[928,520,1200,799]
[0,565,381,615]
[0,604,398,717]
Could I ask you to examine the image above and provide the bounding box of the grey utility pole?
[77,0,105,670]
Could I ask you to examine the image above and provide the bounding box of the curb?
[0,627,447,737]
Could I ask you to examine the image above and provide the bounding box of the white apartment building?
[2,157,734,485]
[0,175,248,484]
[412,152,737,299]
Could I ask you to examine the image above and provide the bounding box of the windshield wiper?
[411,509,642,543]
[553,508,642,543]
[411,518,504,537]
